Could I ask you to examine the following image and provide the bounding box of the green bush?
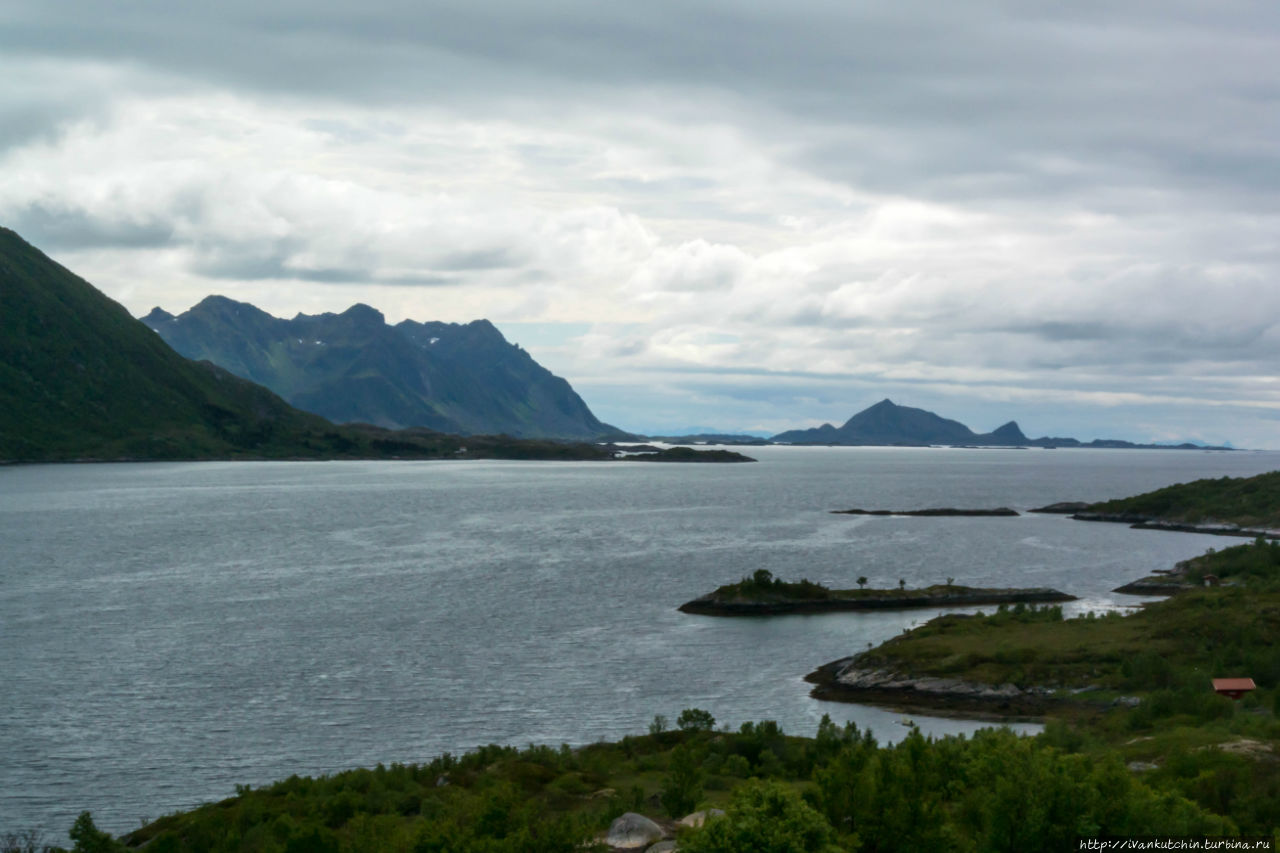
[681,780,839,853]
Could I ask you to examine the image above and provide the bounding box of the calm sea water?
[3,446,1278,835]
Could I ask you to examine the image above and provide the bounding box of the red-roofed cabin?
[1212,678,1256,700]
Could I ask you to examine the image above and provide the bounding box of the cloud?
[2,2,1280,444]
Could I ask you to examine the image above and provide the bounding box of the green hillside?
[1086,471,1280,528]
[0,229,612,463]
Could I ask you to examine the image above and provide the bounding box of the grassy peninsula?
[811,540,1280,706]
[1060,470,1280,537]
[804,540,1280,832]
[679,569,1074,615]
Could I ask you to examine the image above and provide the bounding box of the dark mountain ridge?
[143,297,623,440]
[770,399,1230,449]
[771,399,1029,446]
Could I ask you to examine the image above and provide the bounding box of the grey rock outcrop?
[805,655,1057,712]
[606,813,665,849]
[833,666,1047,701]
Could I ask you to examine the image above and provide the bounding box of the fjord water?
[4,447,1279,834]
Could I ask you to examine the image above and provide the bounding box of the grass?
[848,541,1280,693]
[1087,470,1280,528]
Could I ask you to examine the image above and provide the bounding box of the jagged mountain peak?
[990,420,1028,442]
[143,297,622,440]
[337,302,385,325]
[774,400,1023,446]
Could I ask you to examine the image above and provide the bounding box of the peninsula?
[622,446,756,463]
[1032,470,1280,539]
[806,537,1280,716]
[678,570,1074,616]
[831,507,1019,517]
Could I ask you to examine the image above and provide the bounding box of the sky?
[3,2,1279,445]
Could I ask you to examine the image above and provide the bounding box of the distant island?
[645,432,771,446]
[621,446,756,463]
[678,570,1074,616]
[769,398,1234,450]
[831,507,1019,517]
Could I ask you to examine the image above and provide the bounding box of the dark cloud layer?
[2,1,1279,443]
[7,1,1277,209]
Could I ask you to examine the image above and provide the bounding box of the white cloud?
[3,2,1280,445]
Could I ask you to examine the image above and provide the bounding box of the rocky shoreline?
[804,656,1057,717]
[1029,502,1280,540]
[1111,556,1201,596]
[678,586,1076,616]
[830,507,1020,517]
[1072,512,1280,540]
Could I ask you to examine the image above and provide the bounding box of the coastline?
[678,586,1076,616]
[804,655,1061,719]
[1070,511,1280,540]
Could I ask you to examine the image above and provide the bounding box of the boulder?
[677,809,725,828]
[646,843,679,853]
[606,812,665,849]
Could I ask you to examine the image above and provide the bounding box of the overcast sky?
[4,1,1279,445]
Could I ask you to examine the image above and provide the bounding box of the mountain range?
[770,399,1230,449]
[2,225,1229,459]
[142,298,623,440]
[0,228,614,462]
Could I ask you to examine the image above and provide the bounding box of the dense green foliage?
[681,781,838,853]
[37,712,1253,853]
[1088,470,1280,527]
[716,569,834,600]
[705,570,1053,605]
[1179,538,1280,586]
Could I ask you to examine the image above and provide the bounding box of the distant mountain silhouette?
[771,399,1028,446]
[143,298,624,440]
[770,399,1231,449]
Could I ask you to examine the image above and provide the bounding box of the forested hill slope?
[0,228,348,461]
[1085,470,1280,528]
